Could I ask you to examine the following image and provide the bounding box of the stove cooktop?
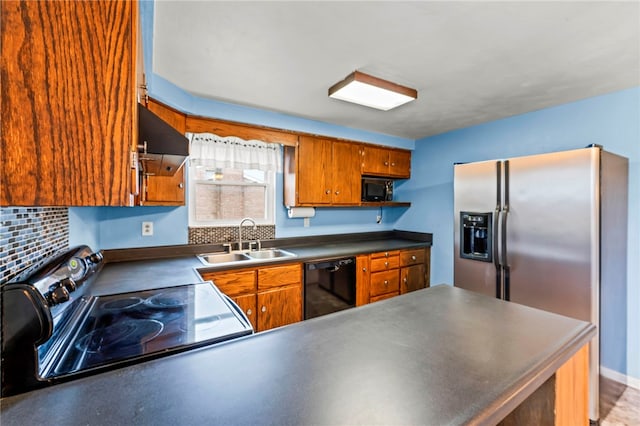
[45,282,252,378]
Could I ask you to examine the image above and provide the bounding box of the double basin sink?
[198,248,297,266]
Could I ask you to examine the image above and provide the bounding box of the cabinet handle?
[404,277,407,283]
[384,280,388,286]
[391,162,396,167]
[411,255,416,261]
[178,183,184,189]
[384,161,389,166]
[261,306,266,313]
[385,252,389,257]
[247,309,252,316]
[335,190,340,195]
[384,261,389,267]
[362,267,367,272]
[325,189,331,194]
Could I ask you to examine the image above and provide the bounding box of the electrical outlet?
[142,221,154,236]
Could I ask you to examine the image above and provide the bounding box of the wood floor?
[601,376,640,425]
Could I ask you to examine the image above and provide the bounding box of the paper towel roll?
[287,207,316,219]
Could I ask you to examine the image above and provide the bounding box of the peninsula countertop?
[0,285,595,425]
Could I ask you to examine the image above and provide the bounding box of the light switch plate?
[142,221,154,236]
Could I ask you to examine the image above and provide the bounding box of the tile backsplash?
[0,207,69,284]
[189,225,275,245]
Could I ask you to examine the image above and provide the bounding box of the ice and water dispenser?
[460,212,492,262]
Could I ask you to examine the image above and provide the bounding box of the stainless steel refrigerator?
[453,146,628,423]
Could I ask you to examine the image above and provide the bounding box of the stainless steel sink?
[198,248,296,266]
[245,248,296,260]
[198,252,250,265]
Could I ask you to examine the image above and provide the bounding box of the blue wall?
[69,0,639,381]
[395,86,640,380]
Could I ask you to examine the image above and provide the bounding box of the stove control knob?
[47,285,70,305]
[86,251,103,265]
[60,277,77,293]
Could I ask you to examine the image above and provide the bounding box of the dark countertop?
[0,285,595,425]
[90,232,431,295]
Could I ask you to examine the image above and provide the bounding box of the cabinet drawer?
[370,250,400,259]
[370,291,399,303]
[400,248,426,267]
[370,270,399,296]
[370,255,399,272]
[258,263,301,290]
[204,270,256,296]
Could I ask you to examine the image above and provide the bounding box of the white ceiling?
[153,1,640,140]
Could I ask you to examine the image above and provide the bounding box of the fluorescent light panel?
[328,71,417,111]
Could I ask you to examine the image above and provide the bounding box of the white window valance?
[189,133,282,172]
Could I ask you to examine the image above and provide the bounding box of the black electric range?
[1,246,253,397]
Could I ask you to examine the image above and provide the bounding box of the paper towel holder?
[287,207,315,227]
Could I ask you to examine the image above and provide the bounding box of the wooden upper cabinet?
[289,136,361,206]
[332,141,361,204]
[297,136,333,205]
[1,0,138,206]
[147,99,187,134]
[361,145,411,178]
[141,166,185,206]
[140,99,188,206]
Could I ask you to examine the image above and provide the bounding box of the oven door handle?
[223,295,254,332]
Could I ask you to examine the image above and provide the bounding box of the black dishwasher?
[304,258,356,320]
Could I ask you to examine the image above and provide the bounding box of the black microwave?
[362,178,393,202]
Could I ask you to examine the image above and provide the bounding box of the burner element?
[102,297,143,311]
[146,290,188,309]
[75,319,163,353]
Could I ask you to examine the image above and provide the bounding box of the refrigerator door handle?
[502,160,510,300]
[501,209,509,267]
[494,208,502,269]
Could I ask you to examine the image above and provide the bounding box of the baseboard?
[601,366,640,390]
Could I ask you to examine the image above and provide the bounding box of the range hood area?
[138,104,189,176]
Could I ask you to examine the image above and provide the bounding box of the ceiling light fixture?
[328,70,417,111]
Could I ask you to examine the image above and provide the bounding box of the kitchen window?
[188,133,281,226]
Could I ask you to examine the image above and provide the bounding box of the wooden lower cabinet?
[257,285,302,331]
[400,247,430,294]
[232,293,257,331]
[358,247,431,304]
[201,247,429,328]
[401,264,427,294]
[201,263,302,333]
[355,255,370,306]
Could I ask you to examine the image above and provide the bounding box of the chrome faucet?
[238,217,257,251]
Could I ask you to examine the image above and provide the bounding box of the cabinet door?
[1,1,136,206]
[297,136,332,205]
[331,141,361,204]
[361,146,390,176]
[355,255,370,306]
[257,285,302,331]
[401,264,426,294]
[142,168,185,205]
[233,293,257,331]
[388,150,411,178]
